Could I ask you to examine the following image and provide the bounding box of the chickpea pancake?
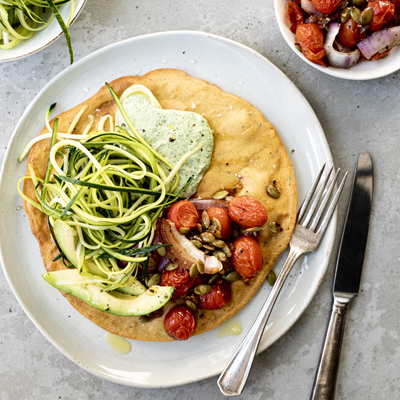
[22,69,297,341]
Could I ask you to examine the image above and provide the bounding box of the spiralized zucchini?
[18,84,203,292]
[0,0,75,63]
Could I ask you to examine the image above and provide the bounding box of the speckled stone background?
[1,1,399,399]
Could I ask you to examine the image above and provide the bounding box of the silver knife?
[310,151,373,400]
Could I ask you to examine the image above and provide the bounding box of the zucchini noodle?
[18,84,205,293]
[0,0,75,63]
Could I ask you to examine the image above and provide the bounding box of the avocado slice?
[52,219,147,296]
[43,269,174,316]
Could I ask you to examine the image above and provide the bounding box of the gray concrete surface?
[1,1,399,399]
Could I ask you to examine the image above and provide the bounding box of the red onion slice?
[334,39,352,53]
[189,198,229,211]
[301,0,324,17]
[159,219,223,274]
[357,26,400,60]
[324,22,360,68]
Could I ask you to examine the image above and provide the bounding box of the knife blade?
[310,151,373,400]
[334,151,373,299]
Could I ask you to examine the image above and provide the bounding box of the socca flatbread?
[23,69,297,341]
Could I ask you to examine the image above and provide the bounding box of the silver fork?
[218,164,348,397]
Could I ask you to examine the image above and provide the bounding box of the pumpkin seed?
[145,274,153,286]
[222,246,232,257]
[189,263,199,278]
[295,43,302,52]
[228,243,235,251]
[201,211,210,229]
[197,259,205,274]
[148,257,156,267]
[212,239,226,248]
[151,308,163,319]
[179,227,191,235]
[201,232,215,242]
[267,270,277,286]
[191,239,202,249]
[233,228,240,238]
[203,244,215,251]
[212,217,222,232]
[339,0,348,9]
[213,230,222,239]
[267,184,280,199]
[269,221,283,234]
[246,227,264,232]
[208,274,220,285]
[204,249,210,254]
[340,7,351,23]
[225,196,234,202]
[208,223,217,232]
[139,315,152,323]
[156,243,167,257]
[166,263,178,271]
[193,234,203,242]
[213,250,227,262]
[224,271,241,283]
[219,268,226,275]
[196,223,203,233]
[194,284,212,295]
[351,6,361,23]
[212,190,229,200]
[185,299,197,311]
[361,6,373,24]
[147,273,161,287]
[353,0,366,7]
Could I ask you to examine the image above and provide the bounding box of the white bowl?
[0,0,87,63]
[274,0,400,80]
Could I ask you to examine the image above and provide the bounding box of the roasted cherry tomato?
[164,305,196,341]
[338,17,360,48]
[311,0,341,13]
[394,0,400,18]
[296,23,328,66]
[232,236,263,277]
[287,1,304,33]
[228,196,268,229]
[199,281,231,310]
[160,267,195,298]
[167,200,198,231]
[206,207,232,239]
[368,0,395,31]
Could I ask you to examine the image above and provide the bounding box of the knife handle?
[310,298,349,400]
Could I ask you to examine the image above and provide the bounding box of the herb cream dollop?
[116,94,213,197]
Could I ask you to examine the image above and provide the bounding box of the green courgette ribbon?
[17,84,199,292]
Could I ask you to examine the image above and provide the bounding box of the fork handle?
[217,245,302,397]
[310,298,349,400]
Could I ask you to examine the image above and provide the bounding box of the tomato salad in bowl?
[285,0,400,69]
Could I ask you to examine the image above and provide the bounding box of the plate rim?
[0,30,335,388]
[0,0,88,63]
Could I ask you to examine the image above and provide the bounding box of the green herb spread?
[116,94,214,197]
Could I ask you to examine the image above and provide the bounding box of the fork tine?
[316,172,348,236]
[309,168,341,231]
[300,166,333,228]
[297,163,326,222]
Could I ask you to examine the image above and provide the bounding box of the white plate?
[0,0,87,63]
[274,0,400,80]
[0,31,335,388]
